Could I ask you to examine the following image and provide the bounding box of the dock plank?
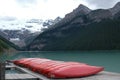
[6,73,38,80]
[52,71,120,80]
[6,65,15,70]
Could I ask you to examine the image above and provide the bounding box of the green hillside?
[0,39,9,52]
[0,35,21,52]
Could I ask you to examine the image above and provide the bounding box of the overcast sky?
[0,0,119,20]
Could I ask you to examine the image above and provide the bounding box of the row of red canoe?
[13,58,104,78]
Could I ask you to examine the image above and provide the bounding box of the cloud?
[0,0,119,20]
[15,0,37,7]
[84,0,120,9]
[35,0,86,19]
[0,16,17,21]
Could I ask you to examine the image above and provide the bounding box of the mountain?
[0,30,9,40]
[0,29,35,47]
[0,29,36,47]
[43,17,62,27]
[26,2,120,51]
[0,17,62,33]
[0,17,62,47]
[110,2,120,15]
[0,35,21,52]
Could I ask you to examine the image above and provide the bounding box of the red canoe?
[13,58,104,78]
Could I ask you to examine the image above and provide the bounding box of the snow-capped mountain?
[0,17,62,47]
[0,16,62,32]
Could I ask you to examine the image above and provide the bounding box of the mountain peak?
[78,4,89,8]
[78,4,87,8]
[64,4,91,20]
[57,4,91,26]
[74,4,91,14]
[110,2,120,15]
[114,2,120,7]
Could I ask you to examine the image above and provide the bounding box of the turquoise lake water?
[0,51,120,73]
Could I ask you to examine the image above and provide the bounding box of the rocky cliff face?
[64,4,91,20]
[87,9,113,22]
[0,30,9,40]
[110,2,120,15]
[53,5,91,28]
[26,2,120,51]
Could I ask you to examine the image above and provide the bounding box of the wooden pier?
[6,65,15,70]
[6,74,38,80]
[5,62,50,80]
[53,71,120,80]
[0,62,120,80]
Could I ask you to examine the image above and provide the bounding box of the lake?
[0,51,120,73]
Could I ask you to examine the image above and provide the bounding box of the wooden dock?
[6,65,15,70]
[6,74,38,80]
[5,63,50,80]
[3,62,120,80]
[52,71,120,80]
